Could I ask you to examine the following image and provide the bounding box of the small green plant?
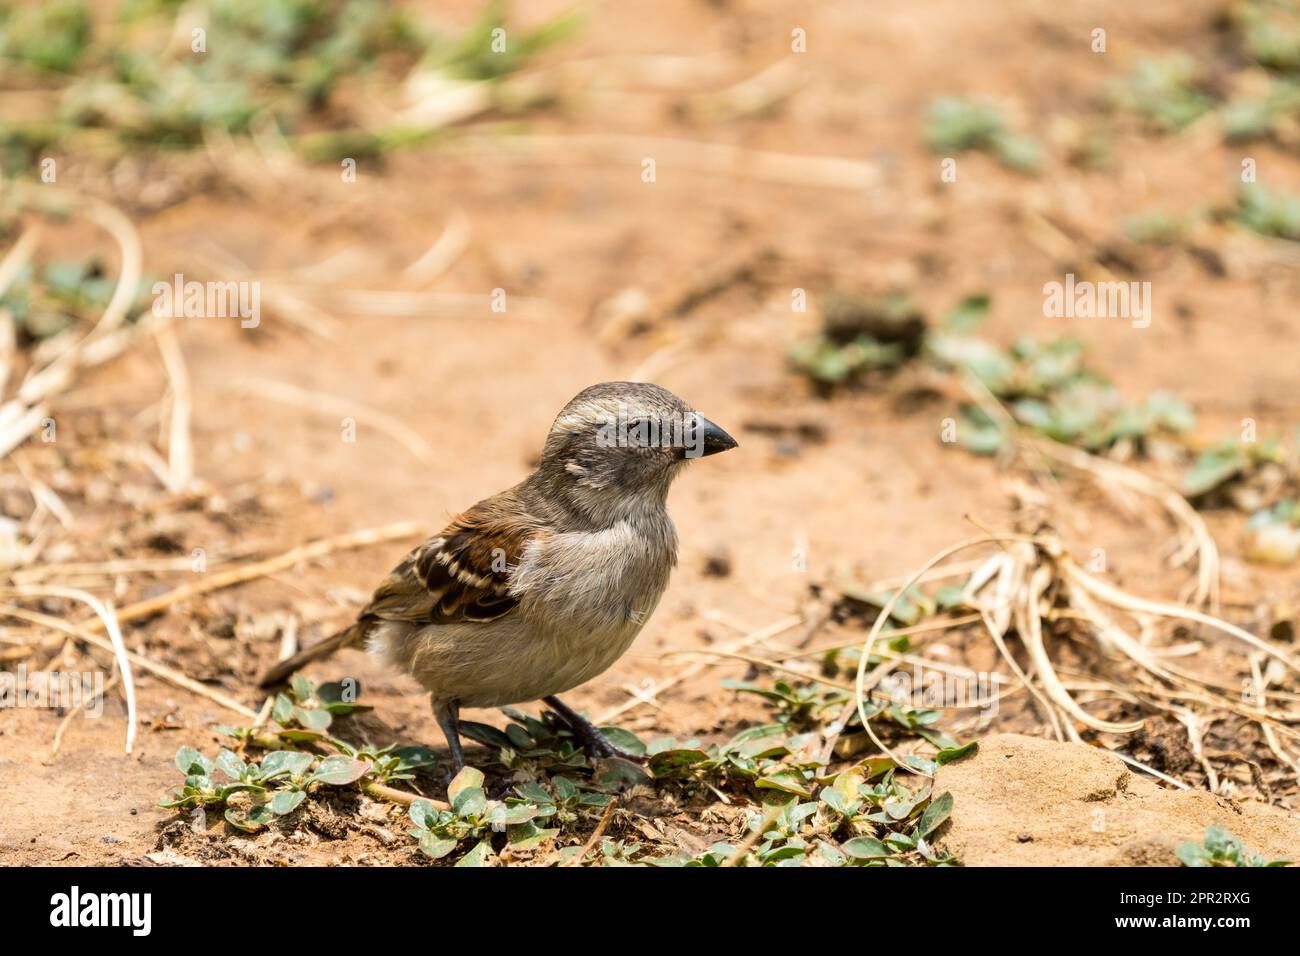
[423,0,582,81]
[159,746,268,810]
[1246,499,1300,564]
[1237,184,1300,240]
[165,675,440,834]
[1182,436,1285,498]
[407,767,568,865]
[160,744,379,832]
[269,674,372,738]
[788,292,920,391]
[1123,208,1194,245]
[687,762,962,868]
[0,0,92,74]
[1176,823,1291,866]
[0,258,154,342]
[1221,81,1300,141]
[1231,0,1300,74]
[166,658,975,867]
[512,776,612,827]
[1113,57,1215,132]
[459,706,647,781]
[0,0,582,169]
[928,329,1195,455]
[925,96,1042,172]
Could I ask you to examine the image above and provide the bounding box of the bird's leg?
[432,697,465,776]
[543,695,645,763]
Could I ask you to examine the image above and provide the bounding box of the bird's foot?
[577,726,647,764]
[543,695,646,764]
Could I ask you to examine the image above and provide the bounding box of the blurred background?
[3,0,1300,864]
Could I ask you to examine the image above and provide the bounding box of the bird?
[259,381,737,772]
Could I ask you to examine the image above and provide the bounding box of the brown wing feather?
[359,496,541,629]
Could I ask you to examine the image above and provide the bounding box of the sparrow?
[259,381,737,772]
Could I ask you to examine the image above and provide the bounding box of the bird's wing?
[360,498,542,627]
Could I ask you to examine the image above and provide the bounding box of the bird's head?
[533,381,737,519]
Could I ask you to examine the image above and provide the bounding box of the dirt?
[3,0,1300,866]
[936,734,1300,866]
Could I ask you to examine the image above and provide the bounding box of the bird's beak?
[689,414,739,458]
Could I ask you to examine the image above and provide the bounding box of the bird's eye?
[624,417,654,447]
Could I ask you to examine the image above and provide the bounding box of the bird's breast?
[513,515,676,641]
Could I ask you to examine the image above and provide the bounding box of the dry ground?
[2,0,1299,865]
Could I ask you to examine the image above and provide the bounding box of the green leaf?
[647,748,708,778]
[507,821,559,849]
[598,726,646,757]
[312,755,370,786]
[841,836,889,860]
[1183,443,1248,497]
[942,294,990,332]
[270,789,306,815]
[487,802,542,827]
[905,755,938,776]
[818,842,848,866]
[1176,842,1210,867]
[418,833,459,860]
[214,748,247,781]
[936,741,978,765]
[552,776,578,801]
[292,706,333,731]
[290,674,315,702]
[918,791,954,837]
[276,728,327,744]
[391,745,438,772]
[224,803,274,833]
[756,767,813,797]
[272,694,294,724]
[408,797,439,829]
[459,721,514,749]
[819,786,857,817]
[455,839,495,867]
[447,766,485,807]
[257,750,314,780]
[174,746,212,776]
[451,787,487,818]
[316,679,370,713]
[760,845,807,865]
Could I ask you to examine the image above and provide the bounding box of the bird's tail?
[257,623,365,688]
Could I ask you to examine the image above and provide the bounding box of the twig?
[1250,655,1300,780]
[1111,750,1193,790]
[0,602,257,719]
[155,324,194,493]
[402,207,471,286]
[73,520,423,632]
[856,535,1037,776]
[8,586,137,753]
[1063,559,1300,673]
[450,132,882,192]
[0,225,41,300]
[362,780,448,811]
[562,798,618,867]
[722,804,783,867]
[11,554,242,583]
